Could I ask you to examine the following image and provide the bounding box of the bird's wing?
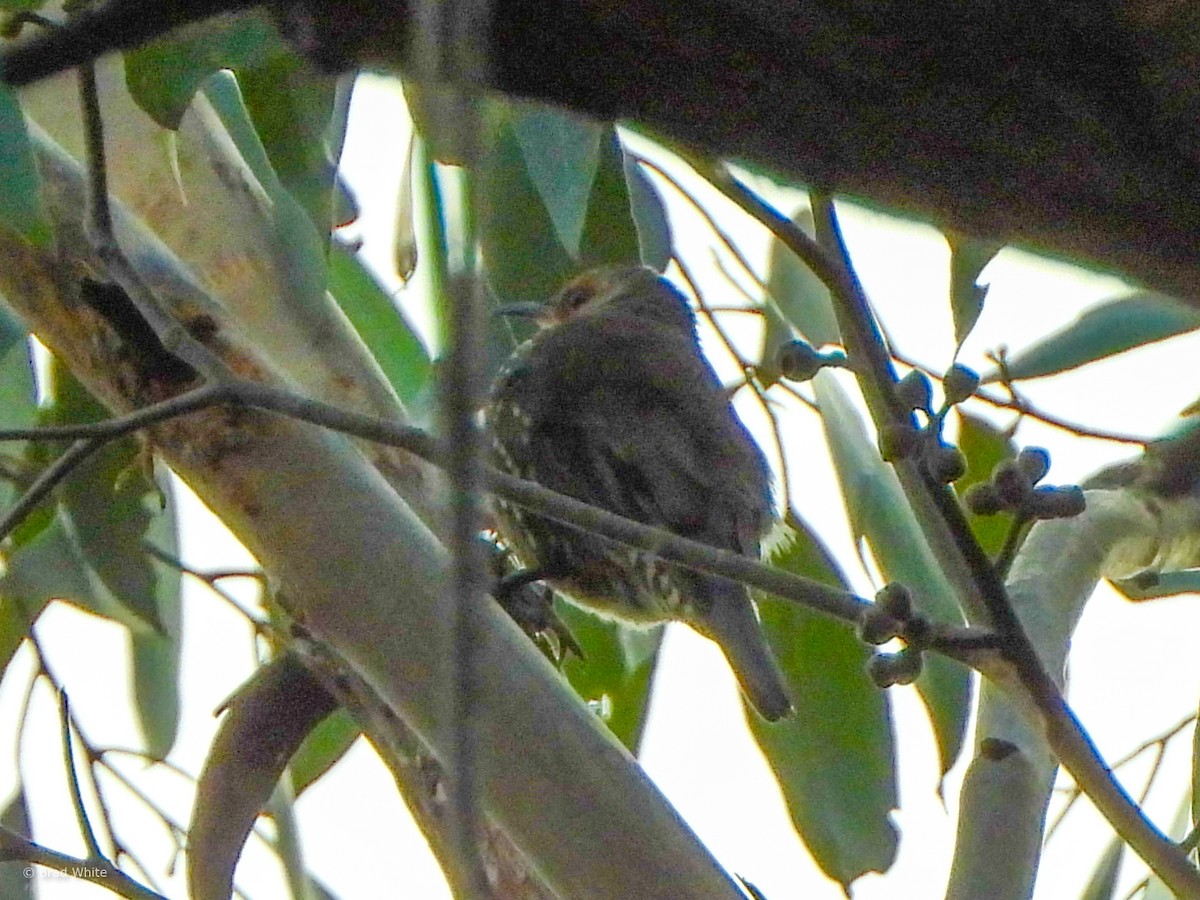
[530,392,769,556]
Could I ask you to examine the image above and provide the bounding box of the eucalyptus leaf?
[46,363,163,632]
[0,83,50,247]
[1112,569,1200,601]
[0,514,114,666]
[510,105,604,258]
[290,708,360,796]
[328,241,431,406]
[751,521,898,887]
[123,11,280,129]
[1078,836,1123,900]
[989,292,1200,382]
[577,129,642,268]
[132,475,183,760]
[478,116,575,303]
[0,787,33,898]
[237,51,339,235]
[0,305,35,511]
[765,206,838,347]
[946,233,1001,346]
[623,152,672,271]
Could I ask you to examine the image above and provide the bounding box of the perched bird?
[486,265,792,720]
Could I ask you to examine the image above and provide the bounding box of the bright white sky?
[5,72,1200,899]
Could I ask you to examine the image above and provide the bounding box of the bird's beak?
[493,302,548,319]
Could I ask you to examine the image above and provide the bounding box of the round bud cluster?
[880,366,979,485]
[963,447,1086,520]
[859,583,928,689]
[867,650,923,687]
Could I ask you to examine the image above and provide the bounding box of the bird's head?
[496,266,695,332]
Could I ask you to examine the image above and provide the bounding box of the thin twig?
[0,437,105,542]
[58,690,104,860]
[0,826,167,900]
[1048,712,1197,838]
[896,351,1148,446]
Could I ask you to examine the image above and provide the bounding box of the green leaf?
[954,410,1017,558]
[577,129,642,268]
[1079,836,1124,900]
[289,708,361,796]
[131,476,183,759]
[46,363,163,632]
[328,241,432,406]
[559,603,662,753]
[0,83,51,247]
[814,371,972,776]
[478,115,575,303]
[623,152,672,271]
[510,105,604,258]
[0,787,33,898]
[123,11,280,129]
[0,306,35,511]
[765,206,839,347]
[990,292,1200,382]
[237,52,339,235]
[750,521,898,887]
[202,71,280,195]
[0,515,111,669]
[946,233,1001,346]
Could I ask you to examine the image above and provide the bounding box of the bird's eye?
[559,286,591,312]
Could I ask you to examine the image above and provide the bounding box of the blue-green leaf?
[0,305,35,511]
[132,475,183,759]
[0,84,51,247]
[290,708,360,796]
[1112,569,1200,601]
[766,206,839,347]
[46,363,162,632]
[577,129,642,268]
[623,153,672,271]
[123,11,280,129]
[990,292,1200,382]
[751,521,898,886]
[814,371,972,776]
[328,242,431,407]
[510,105,603,258]
[478,116,575,303]
[0,514,112,670]
[946,233,1001,346]
[237,52,339,235]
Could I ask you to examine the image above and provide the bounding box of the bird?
[485,265,792,721]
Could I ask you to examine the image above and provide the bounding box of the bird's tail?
[694,578,792,721]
